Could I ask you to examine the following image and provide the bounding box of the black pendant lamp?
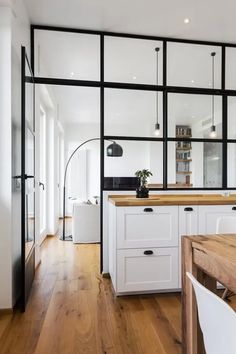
[106,141,123,157]
[210,51,217,138]
[154,47,160,136]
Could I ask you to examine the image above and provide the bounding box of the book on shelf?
[176,141,192,149]
[175,126,192,137]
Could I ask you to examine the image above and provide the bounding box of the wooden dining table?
[182,234,236,354]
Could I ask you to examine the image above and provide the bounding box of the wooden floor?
[0,235,183,354]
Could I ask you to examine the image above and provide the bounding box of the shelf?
[176,159,192,162]
[176,147,192,151]
[175,183,193,187]
[176,135,192,138]
[176,171,192,174]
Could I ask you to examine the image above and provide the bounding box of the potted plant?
[135,169,153,198]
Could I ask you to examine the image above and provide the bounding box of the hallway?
[0,235,182,354]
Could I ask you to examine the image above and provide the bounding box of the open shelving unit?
[176,125,192,187]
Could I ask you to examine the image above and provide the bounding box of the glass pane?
[35,84,100,213]
[25,127,35,259]
[104,89,163,137]
[167,42,221,88]
[35,30,100,80]
[105,36,163,85]
[228,143,236,187]
[25,57,34,131]
[228,97,236,139]
[168,93,222,139]
[168,141,222,188]
[104,141,163,188]
[226,47,236,89]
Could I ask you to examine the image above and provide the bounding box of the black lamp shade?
[106,142,123,157]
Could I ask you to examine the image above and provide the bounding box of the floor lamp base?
[59,234,73,241]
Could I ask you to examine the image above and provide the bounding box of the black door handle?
[144,208,153,212]
[232,206,236,211]
[144,250,154,255]
[39,182,45,190]
[184,207,193,212]
[25,174,34,179]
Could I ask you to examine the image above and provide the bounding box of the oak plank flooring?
[0,234,184,354]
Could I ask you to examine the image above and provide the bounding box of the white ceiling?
[24,0,236,44]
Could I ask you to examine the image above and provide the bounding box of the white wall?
[0,0,30,309]
[0,6,12,309]
[35,84,61,238]
[64,122,100,214]
[11,0,30,305]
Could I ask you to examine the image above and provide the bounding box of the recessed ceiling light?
[133,76,137,80]
[191,79,195,83]
[184,18,190,24]
[70,72,74,77]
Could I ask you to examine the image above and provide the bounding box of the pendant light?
[106,141,123,157]
[210,51,217,138]
[154,47,160,136]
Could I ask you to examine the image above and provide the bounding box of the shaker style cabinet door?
[179,205,198,287]
[116,206,179,249]
[198,205,236,234]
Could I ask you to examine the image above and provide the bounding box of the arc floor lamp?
[61,138,123,241]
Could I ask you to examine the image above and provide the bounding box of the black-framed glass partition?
[32,26,236,196]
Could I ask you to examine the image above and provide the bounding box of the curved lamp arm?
[61,137,116,241]
[63,138,115,187]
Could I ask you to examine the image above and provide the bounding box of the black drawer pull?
[144,208,153,212]
[144,250,154,255]
[232,206,236,211]
[184,207,193,212]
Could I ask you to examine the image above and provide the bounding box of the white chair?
[216,216,236,299]
[187,272,236,354]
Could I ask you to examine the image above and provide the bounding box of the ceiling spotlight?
[184,18,190,24]
[133,76,137,80]
[70,72,74,78]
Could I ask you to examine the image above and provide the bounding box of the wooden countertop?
[108,194,236,206]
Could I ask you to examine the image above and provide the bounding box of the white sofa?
[72,203,100,243]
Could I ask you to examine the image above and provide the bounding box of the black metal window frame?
[31,24,236,192]
[31,25,236,271]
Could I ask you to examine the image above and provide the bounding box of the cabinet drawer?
[117,206,178,249]
[116,247,179,293]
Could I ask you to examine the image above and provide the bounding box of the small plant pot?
[136,186,149,198]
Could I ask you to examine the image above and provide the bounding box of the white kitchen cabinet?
[199,205,236,234]
[116,206,179,249]
[178,205,198,287]
[116,247,179,293]
[108,201,236,295]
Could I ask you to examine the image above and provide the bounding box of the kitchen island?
[108,194,236,295]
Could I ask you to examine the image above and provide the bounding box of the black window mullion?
[163,41,167,189]
[222,94,228,188]
[100,34,104,273]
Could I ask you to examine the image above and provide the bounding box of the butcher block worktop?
[108,194,236,206]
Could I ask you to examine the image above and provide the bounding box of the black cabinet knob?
[232,206,236,211]
[144,250,154,255]
[144,208,153,212]
[184,207,193,212]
